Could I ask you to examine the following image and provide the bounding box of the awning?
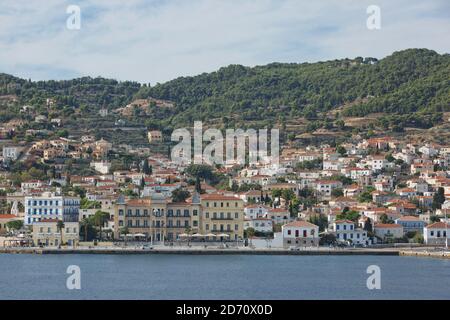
[217,233,230,237]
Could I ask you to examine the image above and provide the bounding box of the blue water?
[0,254,448,300]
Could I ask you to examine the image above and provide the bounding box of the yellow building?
[114,193,244,242]
[32,219,79,247]
[200,194,244,242]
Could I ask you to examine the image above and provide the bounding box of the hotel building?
[24,192,80,225]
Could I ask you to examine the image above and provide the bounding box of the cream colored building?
[114,193,244,242]
[32,219,79,247]
[200,194,244,241]
[147,130,163,143]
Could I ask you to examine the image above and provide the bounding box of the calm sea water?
[0,254,449,300]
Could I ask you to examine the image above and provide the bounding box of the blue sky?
[0,0,449,84]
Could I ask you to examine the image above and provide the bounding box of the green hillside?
[1,48,449,131]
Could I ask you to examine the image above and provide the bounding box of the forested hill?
[135,48,449,125]
[0,48,449,129]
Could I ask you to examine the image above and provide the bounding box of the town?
[0,120,449,253]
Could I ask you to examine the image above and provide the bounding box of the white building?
[423,222,449,245]
[91,161,111,174]
[316,180,343,197]
[244,205,269,219]
[282,220,319,248]
[374,223,404,241]
[244,217,273,234]
[333,220,368,245]
[2,146,21,161]
[24,192,80,225]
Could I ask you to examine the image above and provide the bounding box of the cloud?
[0,0,449,84]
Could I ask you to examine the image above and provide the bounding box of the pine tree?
[142,158,150,175]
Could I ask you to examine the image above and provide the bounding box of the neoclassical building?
[114,193,244,242]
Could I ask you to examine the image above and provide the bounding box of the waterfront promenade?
[1,245,448,259]
[0,246,399,255]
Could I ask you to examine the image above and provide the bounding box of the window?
[235,224,238,230]
[287,230,291,235]
[193,210,198,216]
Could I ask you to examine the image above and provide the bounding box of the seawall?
[0,247,401,256]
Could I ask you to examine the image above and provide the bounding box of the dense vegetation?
[1,49,448,130]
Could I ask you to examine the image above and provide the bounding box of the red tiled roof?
[283,221,318,228]
[0,214,18,219]
[426,222,450,229]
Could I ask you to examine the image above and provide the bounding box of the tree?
[6,220,23,232]
[171,188,191,203]
[432,187,445,210]
[142,158,151,175]
[331,188,344,198]
[363,217,373,233]
[308,214,328,232]
[195,176,202,193]
[379,213,390,224]
[120,227,129,246]
[336,145,347,156]
[358,189,374,203]
[56,220,65,247]
[246,227,256,246]
[336,210,360,222]
[185,226,192,246]
[93,211,110,241]
[80,218,91,242]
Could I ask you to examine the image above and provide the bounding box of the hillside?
[0,48,449,135]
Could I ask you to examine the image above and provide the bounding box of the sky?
[0,0,449,84]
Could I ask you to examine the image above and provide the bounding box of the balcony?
[211,229,234,233]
